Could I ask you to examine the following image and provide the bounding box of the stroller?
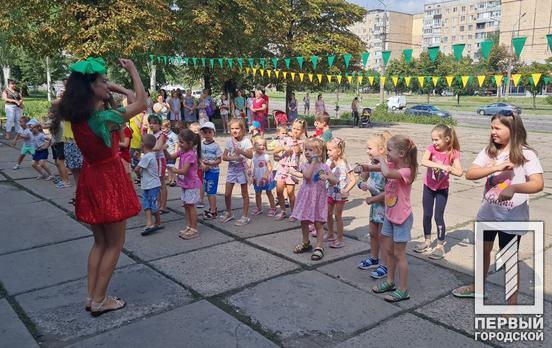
[273,109,289,127]
[360,107,372,128]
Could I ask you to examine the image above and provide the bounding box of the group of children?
[12,103,543,305]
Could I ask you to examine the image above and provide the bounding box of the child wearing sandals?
[325,137,356,248]
[356,132,391,279]
[165,129,202,240]
[371,135,418,303]
[292,138,337,261]
[135,134,163,236]
[273,118,307,221]
[219,118,253,226]
[415,124,463,259]
[452,113,543,302]
[250,137,277,216]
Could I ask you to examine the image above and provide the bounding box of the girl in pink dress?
[291,138,337,261]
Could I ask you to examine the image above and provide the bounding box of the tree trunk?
[203,67,211,91]
[149,64,156,91]
[46,57,52,102]
[533,94,537,109]
[285,83,291,116]
[456,93,460,106]
[426,92,430,104]
[2,66,10,88]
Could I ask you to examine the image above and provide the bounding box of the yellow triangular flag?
[290,72,296,81]
[380,76,386,87]
[317,74,323,83]
[417,76,425,88]
[494,75,503,87]
[282,71,288,79]
[245,67,251,74]
[252,68,257,77]
[275,70,280,78]
[336,75,342,84]
[404,76,411,87]
[308,73,314,82]
[532,73,542,85]
[357,76,363,84]
[392,76,399,87]
[477,75,486,87]
[445,76,454,87]
[347,76,353,84]
[461,75,470,88]
[512,74,521,87]
[259,69,264,77]
[267,70,272,78]
[368,76,374,86]
[432,76,439,87]
[299,73,304,82]
[326,75,332,83]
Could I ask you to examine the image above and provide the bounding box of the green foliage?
[369,104,457,126]
[546,96,552,105]
[0,97,51,120]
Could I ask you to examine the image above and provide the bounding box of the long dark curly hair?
[58,72,100,123]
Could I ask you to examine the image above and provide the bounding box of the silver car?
[476,103,521,116]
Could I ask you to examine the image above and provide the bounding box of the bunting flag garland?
[259,58,266,69]
[201,57,206,66]
[404,76,412,87]
[461,75,470,88]
[361,52,370,67]
[380,76,387,87]
[445,75,454,87]
[382,51,391,66]
[327,55,335,67]
[452,44,465,62]
[417,76,425,88]
[248,58,255,68]
[336,75,342,84]
[308,73,314,82]
[512,37,527,58]
[163,56,168,64]
[480,41,494,60]
[432,76,440,87]
[494,75,504,87]
[290,72,296,81]
[357,75,363,84]
[168,56,173,64]
[149,54,155,62]
[271,57,278,69]
[282,71,288,79]
[237,58,243,68]
[274,70,280,78]
[209,58,214,68]
[326,75,332,83]
[299,72,304,82]
[245,67,251,74]
[252,68,257,77]
[343,53,352,69]
[547,34,552,51]
[316,73,323,83]
[428,46,440,62]
[531,73,542,86]
[226,58,233,68]
[296,56,304,69]
[347,75,353,84]
[259,69,264,77]
[477,75,486,87]
[367,75,375,86]
[403,49,413,64]
[391,76,399,87]
[512,73,522,87]
[311,55,319,69]
[544,76,550,85]
[285,58,291,69]
[192,58,197,66]
[184,57,189,65]
[218,58,224,68]
[267,69,272,78]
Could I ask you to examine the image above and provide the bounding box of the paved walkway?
[0,122,551,347]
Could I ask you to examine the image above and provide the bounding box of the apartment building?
[499,0,552,63]
[422,0,501,61]
[349,9,416,70]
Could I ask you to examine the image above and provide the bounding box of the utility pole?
[504,12,526,99]
[378,0,387,104]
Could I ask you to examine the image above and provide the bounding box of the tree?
[520,62,550,109]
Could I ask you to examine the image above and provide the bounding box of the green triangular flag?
[168,56,174,64]
[452,44,465,62]
[183,57,189,65]
[327,55,335,67]
[271,57,278,69]
[382,51,391,66]
[227,58,233,68]
[403,49,413,64]
[162,56,168,64]
[512,37,527,58]
[479,41,493,60]
[547,34,552,51]
[248,58,255,67]
[296,56,304,69]
[361,52,369,67]
[149,54,155,62]
[156,56,161,63]
[191,58,197,66]
[343,53,352,69]
[544,76,551,85]
[428,46,439,62]
[284,58,291,69]
[259,58,266,69]
[177,56,182,65]
[201,58,206,66]
[310,55,318,69]
[209,58,214,68]
[237,58,243,69]
[218,58,224,68]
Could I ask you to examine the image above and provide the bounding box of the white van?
[387,96,407,111]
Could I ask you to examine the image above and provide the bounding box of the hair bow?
[69,57,107,75]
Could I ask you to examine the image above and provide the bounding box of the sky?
[348,0,426,15]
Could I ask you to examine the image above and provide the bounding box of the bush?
[0,96,51,121]
[371,104,457,126]
[546,96,552,105]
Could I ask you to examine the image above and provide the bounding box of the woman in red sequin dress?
[59,58,146,317]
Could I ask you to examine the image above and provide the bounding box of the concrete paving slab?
[124,220,234,261]
[0,200,90,254]
[0,299,38,348]
[0,181,42,206]
[69,300,277,348]
[335,313,485,348]
[208,208,299,238]
[3,166,52,181]
[16,264,192,344]
[0,237,134,295]
[226,270,400,346]
[125,210,182,230]
[248,229,370,266]
[151,241,299,296]
[16,178,76,201]
[318,255,467,310]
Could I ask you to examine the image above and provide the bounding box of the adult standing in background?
[203,89,215,122]
[246,90,255,126]
[303,92,310,116]
[182,89,196,123]
[351,96,360,128]
[315,94,326,114]
[145,90,154,114]
[233,89,246,119]
[2,79,24,140]
[251,90,267,135]
[167,90,182,126]
[287,92,298,123]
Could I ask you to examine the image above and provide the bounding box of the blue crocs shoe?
[370,265,388,279]
[358,257,379,270]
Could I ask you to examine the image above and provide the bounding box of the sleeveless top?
[4,88,21,105]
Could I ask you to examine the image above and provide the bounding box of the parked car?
[404,104,451,118]
[441,90,454,96]
[476,102,521,116]
[387,96,407,111]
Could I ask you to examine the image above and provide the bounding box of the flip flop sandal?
[372,281,396,294]
[413,242,431,253]
[179,228,199,240]
[324,235,337,242]
[159,209,170,215]
[311,247,324,261]
[218,213,234,223]
[293,242,313,254]
[384,289,410,303]
[141,226,160,236]
[90,296,126,317]
[452,286,476,298]
[329,240,344,249]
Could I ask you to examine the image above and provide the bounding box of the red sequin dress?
[72,121,140,224]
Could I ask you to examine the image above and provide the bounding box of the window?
[461,16,465,22]
[445,9,450,14]
[476,22,485,30]
[460,25,464,32]
[467,44,472,50]
[468,34,472,39]
[452,35,456,41]
[462,6,466,12]
[468,24,473,31]
[453,7,457,12]
[442,36,448,43]
[460,35,464,41]
[453,17,457,24]
[424,29,432,34]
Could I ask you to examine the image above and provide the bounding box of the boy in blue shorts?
[199,122,222,219]
[135,134,163,236]
[11,116,33,170]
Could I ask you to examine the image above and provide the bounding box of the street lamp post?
[378,0,387,104]
[504,12,526,99]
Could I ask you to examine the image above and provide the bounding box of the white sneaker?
[45,175,54,181]
[234,216,251,226]
[12,164,20,170]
